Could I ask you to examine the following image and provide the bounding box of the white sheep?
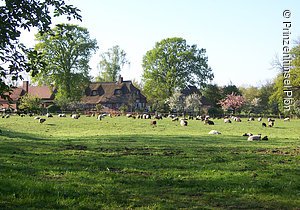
[72,114,80,119]
[58,113,66,117]
[283,117,290,122]
[224,118,231,123]
[247,134,261,141]
[208,130,221,135]
[39,118,46,123]
[180,119,188,126]
[46,113,53,117]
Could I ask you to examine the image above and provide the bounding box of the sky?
[20,0,300,87]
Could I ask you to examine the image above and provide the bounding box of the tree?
[202,84,223,108]
[18,94,41,113]
[185,93,202,114]
[166,90,186,114]
[97,45,130,82]
[222,83,241,97]
[32,24,98,102]
[239,86,261,114]
[258,82,275,114]
[219,93,245,114]
[270,41,300,114]
[0,0,81,100]
[142,37,214,106]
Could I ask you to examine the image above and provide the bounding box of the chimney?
[23,81,29,93]
[118,75,123,84]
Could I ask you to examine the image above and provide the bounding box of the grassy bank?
[0,115,299,209]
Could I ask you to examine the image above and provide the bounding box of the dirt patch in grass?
[255,147,300,156]
[64,144,88,150]
[97,147,184,157]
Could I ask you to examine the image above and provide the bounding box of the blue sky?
[21,0,300,87]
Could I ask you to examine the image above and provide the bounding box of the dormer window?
[91,90,98,96]
[114,89,122,95]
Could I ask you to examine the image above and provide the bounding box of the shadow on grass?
[0,132,299,209]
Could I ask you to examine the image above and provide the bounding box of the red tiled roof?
[27,86,55,99]
[0,87,24,102]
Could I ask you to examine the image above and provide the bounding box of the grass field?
[0,115,299,209]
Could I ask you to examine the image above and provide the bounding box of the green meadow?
[0,115,299,209]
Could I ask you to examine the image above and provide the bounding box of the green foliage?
[18,94,41,113]
[222,84,242,96]
[96,104,103,112]
[0,0,81,100]
[142,37,214,106]
[119,104,128,113]
[97,45,130,82]
[32,24,98,102]
[202,84,223,108]
[270,42,300,114]
[46,104,61,113]
[0,116,299,209]
[54,96,73,111]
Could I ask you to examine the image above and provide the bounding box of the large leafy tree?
[142,37,214,105]
[270,42,300,114]
[0,0,81,100]
[96,45,129,82]
[32,24,98,102]
[202,84,223,108]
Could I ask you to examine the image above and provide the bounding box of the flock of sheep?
[2,112,291,142]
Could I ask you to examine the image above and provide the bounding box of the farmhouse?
[81,76,147,112]
[0,81,56,111]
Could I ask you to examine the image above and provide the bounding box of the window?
[114,89,122,95]
[91,90,98,96]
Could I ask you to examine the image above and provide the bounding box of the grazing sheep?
[39,118,46,123]
[97,114,102,121]
[46,113,53,118]
[262,136,268,140]
[20,114,26,117]
[34,116,40,120]
[72,114,80,119]
[258,117,262,122]
[224,118,232,123]
[268,118,275,122]
[126,113,132,118]
[262,122,267,127]
[154,115,163,120]
[247,134,261,141]
[172,117,179,121]
[195,115,202,120]
[150,120,157,126]
[248,117,255,121]
[180,119,188,126]
[142,114,151,119]
[208,130,221,135]
[204,120,214,125]
[283,117,290,122]
[268,121,274,127]
[2,114,10,118]
[58,114,66,117]
[234,117,242,122]
[242,133,253,136]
